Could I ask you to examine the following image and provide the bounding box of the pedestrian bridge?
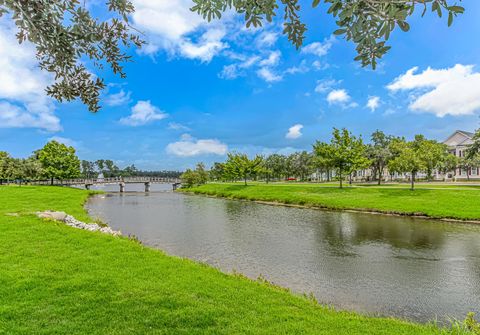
[28,177,182,192]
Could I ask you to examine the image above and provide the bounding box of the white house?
[349,130,479,182]
[443,130,479,181]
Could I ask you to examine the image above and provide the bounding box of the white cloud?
[0,22,60,132]
[120,100,168,126]
[256,31,279,48]
[314,79,340,93]
[132,0,227,62]
[366,96,380,112]
[285,60,309,75]
[387,64,480,117]
[257,68,282,82]
[219,64,240,80]
[47,136,79,148]
[104,89,131,107]
[166,136,228,156]
[285,124,303,139]
[168,122,190,131]
[259,50,281,67]
[301,37,333,57]
[327,89,351,104]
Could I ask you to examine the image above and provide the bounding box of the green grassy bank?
[181,183,480,221]
[0,186,472,334]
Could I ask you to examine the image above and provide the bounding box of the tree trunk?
[410,171,415,191]
[349,173,352,185]
[51,177,54,186]
[377,166,382,185]
[339,170,343,188]
[244,175,247,186]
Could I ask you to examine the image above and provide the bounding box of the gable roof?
[443,130,475,146]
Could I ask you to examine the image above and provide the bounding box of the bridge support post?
[119,182,125,193]
[144,182,151,192]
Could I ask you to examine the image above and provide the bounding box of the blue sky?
[1,0,480,170]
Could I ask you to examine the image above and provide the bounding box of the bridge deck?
[1,177,181,186]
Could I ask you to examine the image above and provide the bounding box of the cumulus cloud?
[120,100,168,126]
[387,64,480,117]
[259,50,281,67]
[104,89,132,107]
[166,136,228,157]
[285,124,303,139]
[301,37,333,57]
[0,22,60,132]
[168,122,190,131]
[366,96,380,112]
[132,0,227,62]
[256,31,279,48]
[327,89,351,104]
[285,60,309,75]
[257,68,282,82]
[314,79,340,93]
[47,136,79,148]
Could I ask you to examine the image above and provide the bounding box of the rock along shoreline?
[37,210,121,236]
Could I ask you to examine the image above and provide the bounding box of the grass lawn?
[181,182,480,221]
[0,185,473,334]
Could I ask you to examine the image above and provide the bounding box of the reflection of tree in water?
[315,213,448,255]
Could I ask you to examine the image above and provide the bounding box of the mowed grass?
[0,185,469,334]
[182,182,480,220]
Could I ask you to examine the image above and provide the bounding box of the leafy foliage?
[388,135,453,189]
[35,140,81,182]
[366,130,397,184]
[313,128,370,188]
[192,0,464,68]
[0,0,143,112]
[181,163,209,187]
[224,153,264,185]
[467,129,480,159]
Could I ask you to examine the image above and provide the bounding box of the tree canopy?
[2,0,464,112]
[192,0,464,69]
[36,140,81,183]
[1,0,143,113]
[313,128,370,188]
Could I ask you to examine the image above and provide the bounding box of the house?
[443,130,479,180]
[350,130,479,182]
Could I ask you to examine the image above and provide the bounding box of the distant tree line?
[1,141,182,185]
[183,128,480,190]
[80,160,181,179]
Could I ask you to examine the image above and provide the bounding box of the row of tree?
[80,160,181,179]
[1,141,182,184]
[183,128,480,190]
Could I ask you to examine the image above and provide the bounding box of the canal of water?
[86,184,480,323]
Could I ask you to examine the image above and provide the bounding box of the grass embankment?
[182,183,480,221]
[0,186,470,334]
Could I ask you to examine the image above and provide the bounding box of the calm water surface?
[86,184,480,323]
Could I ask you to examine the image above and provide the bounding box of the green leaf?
[312,0,320,8]
[398,21,410,32]
[333,28,346,35]
[448,12,453,27]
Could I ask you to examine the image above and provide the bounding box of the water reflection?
[87,191,480,323]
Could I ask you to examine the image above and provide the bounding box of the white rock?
[37,211,121,236]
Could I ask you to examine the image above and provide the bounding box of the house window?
[472,168,478,176]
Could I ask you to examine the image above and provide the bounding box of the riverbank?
[0,186,473,334]
[181,183,480,222]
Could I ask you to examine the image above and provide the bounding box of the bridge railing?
[0,177,181,186]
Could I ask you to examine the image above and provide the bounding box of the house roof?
[443,130,475,147]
